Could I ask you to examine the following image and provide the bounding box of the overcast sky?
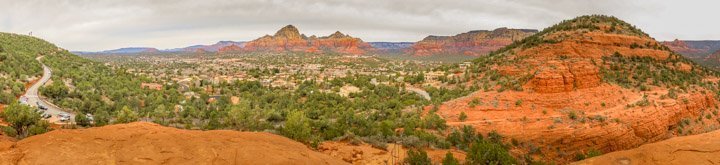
[0,0,717,51]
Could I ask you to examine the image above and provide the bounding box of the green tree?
[27,120,50,136]
[152,105,171,125]
[1,102,48,138]
[225,101,253,130]
[282,111,311,143]
[115,106,138,124]
[94,110,110,126]
[442,152,460,165]
[466,140,516,165]
[75,113,91,127]
[404,149,431,165]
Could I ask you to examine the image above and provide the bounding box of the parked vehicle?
[59,113,71,121]
[86,114,94,122]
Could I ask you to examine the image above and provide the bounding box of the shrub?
[75,114,92,127]
[1,126,17,137]
[466,140,517,165]
[515,99,523,106]
[405,149,431,165]
[282,111,312,143]
[568,111,578,120]
[459,112,468,122]
[115,106,139,124]
[442,152,460,165]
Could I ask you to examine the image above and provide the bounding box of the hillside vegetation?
[431,15,720,163]
[0,33,46,104]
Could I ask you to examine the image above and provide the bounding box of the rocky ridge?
[240,25,373,55]
[434,15,720,163]
[408,28,537,56]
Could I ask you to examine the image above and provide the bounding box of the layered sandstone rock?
[529,60,601,93]
[242,25,372,55]
[0,122,347,165]
[434,15,720,163]
[408,28,537,56]
[319,141,466,164]
[573,129,720,165]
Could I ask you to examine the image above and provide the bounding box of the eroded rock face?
[530,60,601,93]
[242,25,372,55]
[0,122,347,165]
[408,28,537,56]
[318,141,466,165]
[438,85,718,163]
[572,129,720,165]
[434,16,720,163]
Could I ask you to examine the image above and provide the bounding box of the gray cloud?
[0,0,717,51]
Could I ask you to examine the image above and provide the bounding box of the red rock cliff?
[242,25,372,55]
[408,28,537,56]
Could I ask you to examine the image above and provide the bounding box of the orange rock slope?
[434,15,720,163]
[319,141,466,165]
[239,25,373,55]
[0,122,347,165]
[408,28,537,56]
[572,129,720,165]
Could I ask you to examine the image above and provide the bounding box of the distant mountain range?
[73,41,246,55]
[74,26,542,57]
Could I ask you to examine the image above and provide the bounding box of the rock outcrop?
[662,39,720,58]
[572,129,720,165]
[319,141,466,164]
[0,122,347,165]
[434,15,720,163]
[662,39,705,58]
[408,28,537,56]
[242,25,373,55]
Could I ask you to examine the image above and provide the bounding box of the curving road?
[406,86,431,101]
[20,57,75,123]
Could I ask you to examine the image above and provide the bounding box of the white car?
[58,113,71,122]
[86,114,94,122]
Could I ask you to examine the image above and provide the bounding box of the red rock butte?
[434,15,720,163]
[238,25,373,55]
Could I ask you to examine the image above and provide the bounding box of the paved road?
[20,57,75,123]
[406,86,431,101]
